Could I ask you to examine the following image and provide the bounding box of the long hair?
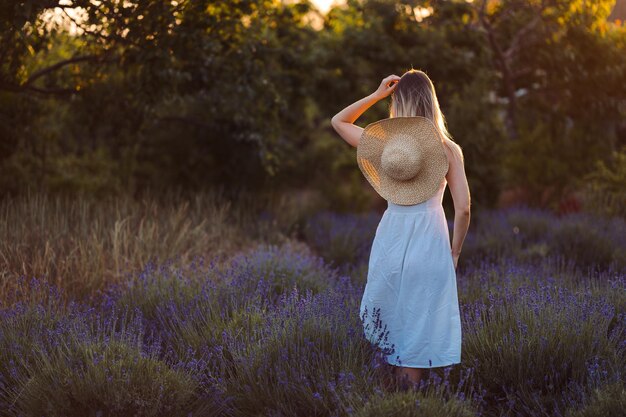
[390,69,463,162]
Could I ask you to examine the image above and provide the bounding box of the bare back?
[443,139,470,214]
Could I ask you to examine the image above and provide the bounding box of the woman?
[330,69,471,390]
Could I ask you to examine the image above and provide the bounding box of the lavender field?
[0,194,624,417]
[3,0,625,415]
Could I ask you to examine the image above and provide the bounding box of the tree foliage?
[0,0,624,210]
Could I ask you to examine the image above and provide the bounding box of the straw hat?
[356,116,449,205]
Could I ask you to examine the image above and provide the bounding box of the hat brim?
[356,116,449,205]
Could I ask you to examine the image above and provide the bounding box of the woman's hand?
[373,74,401,99]
[452,251,460,270]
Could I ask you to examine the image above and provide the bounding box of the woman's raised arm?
[331,74,400,148]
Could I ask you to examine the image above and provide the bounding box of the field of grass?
[0,191,624,417]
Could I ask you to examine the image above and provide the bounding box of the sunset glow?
[311,0,343,14]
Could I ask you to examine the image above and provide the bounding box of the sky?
[46,0,622,36]
[48,1,344,35]
[313,0,624,17]
[311,0,343,14]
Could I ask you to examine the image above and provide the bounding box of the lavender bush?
[461,280,624,416]
[354,390,476,417]
[0,203,624,416]
[303,207,626,275]
[302,210,381,274]
[461,207,626,272]
[564,381,626,417]
[0,280,198,416]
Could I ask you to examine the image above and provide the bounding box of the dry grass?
[0,187,312,305]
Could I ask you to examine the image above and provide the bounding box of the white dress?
[359,178,462,368]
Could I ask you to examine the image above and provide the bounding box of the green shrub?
[580,148,626,218]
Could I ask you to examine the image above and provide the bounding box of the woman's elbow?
[455,206,471,217]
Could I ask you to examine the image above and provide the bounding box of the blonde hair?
[390,69,464,163]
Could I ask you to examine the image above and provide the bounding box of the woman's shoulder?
[442,138,464,164]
